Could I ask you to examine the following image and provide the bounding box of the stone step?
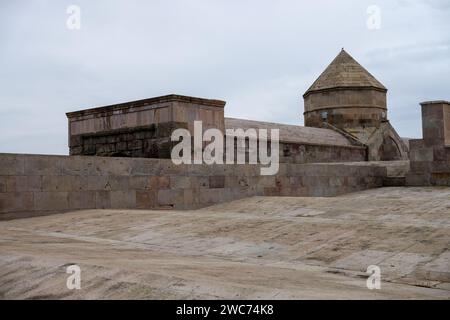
[383,176,406,187]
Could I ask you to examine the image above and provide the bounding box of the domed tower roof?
[304,49,386,97]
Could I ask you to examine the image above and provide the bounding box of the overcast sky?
[0,0,449,155]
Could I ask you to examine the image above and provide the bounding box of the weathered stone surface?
[61,156,97,176]
[67,94,224,159]
[209,176,225,188]
[170,176,191,189]
[0,192,33,213]
[110,190,135,209]
[0,187,449,299]
[129,176,150,190]
[95,191,111,209]
[157,189,184,208]
[24,156,62,176]
[0,154,389,215]
[407,101,450,186]
[68,191,96,209]
[6,176,41,192]
[0,154,24,176]
[42,176,85,192]
[149,176,170,190]
[0,177,6,193]
[135,190,156,209]
[34,192,68,211]
[225,117,354,147]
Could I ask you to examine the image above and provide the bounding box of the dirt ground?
[0,187,449,299]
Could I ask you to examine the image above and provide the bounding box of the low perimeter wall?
[0,153,386,218]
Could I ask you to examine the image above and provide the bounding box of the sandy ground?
[0,187,449,299]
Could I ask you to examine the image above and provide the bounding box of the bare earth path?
[0,187,449,299]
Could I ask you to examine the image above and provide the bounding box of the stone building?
[303,49,408,161]
[66,50,409,164]
[66,95,226,159]
[1,50,449,216]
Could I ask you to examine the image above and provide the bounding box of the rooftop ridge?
[224,117,357,147]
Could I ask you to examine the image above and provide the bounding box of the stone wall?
[0,153,386,218]
[71,130,367,164]
[304,89,387,128]
[69,122,188,158]
[279,141,366,163]
[224,117,367,164]
[406,101,450,186]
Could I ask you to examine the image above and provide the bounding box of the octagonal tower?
[303,49,387,129]
[303,49,408,161]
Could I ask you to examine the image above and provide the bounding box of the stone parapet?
[0,153,386,218]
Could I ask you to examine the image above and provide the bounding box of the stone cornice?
[66,94,226,118]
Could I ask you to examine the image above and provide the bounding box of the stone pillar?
[421,101,450,147]
[406,100,450,186]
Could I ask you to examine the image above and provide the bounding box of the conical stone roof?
[304,49,386,97]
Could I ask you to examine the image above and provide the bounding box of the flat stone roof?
[225,117,357,147]
[1,187,449,299]
[420,100,450,106]
[66,94,226,118]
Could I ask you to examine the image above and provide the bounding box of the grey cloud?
[421,0,450,10]
[0,0,449,154]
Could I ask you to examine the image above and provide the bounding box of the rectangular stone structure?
[66,94,369,163]
[406,101,450,186]
[420,100,450,147]
[66,94,226,157]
